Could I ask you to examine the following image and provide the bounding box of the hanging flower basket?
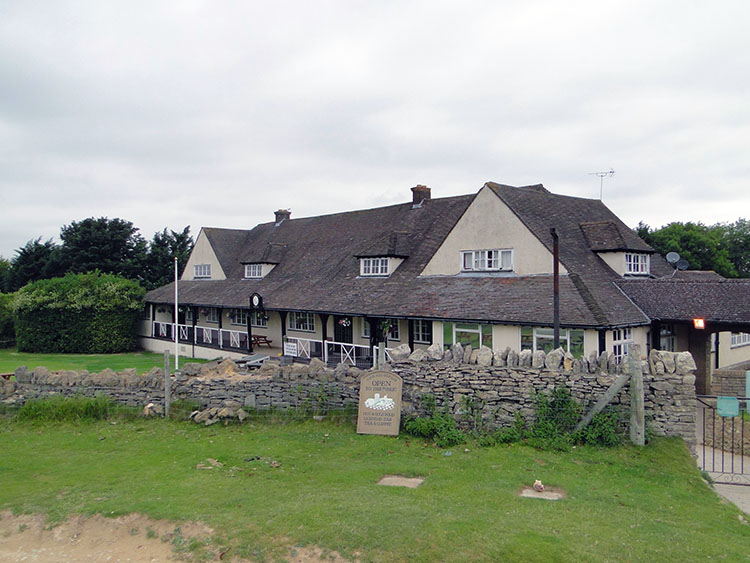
[338,318,351,327]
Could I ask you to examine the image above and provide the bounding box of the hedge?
[0,292,15,348]
[13,271,145,353]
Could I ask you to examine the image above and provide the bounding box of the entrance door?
[333,316,353,343]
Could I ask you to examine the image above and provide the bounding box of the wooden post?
[574,372,630,432]
[628,344,645,446]
[163,349,171,418]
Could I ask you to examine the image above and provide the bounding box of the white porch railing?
[152,322,393,366]
[286,336,393,367]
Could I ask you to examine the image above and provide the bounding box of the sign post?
[357,371,402,435]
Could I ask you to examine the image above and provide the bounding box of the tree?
[59,217,148,282]
[719,219,750,278]
[0,257,10,293]
[636,221,739,278]
[143,226,194,289]
[8,238,65,291]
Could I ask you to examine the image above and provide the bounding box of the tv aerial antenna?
[589,168,615,200]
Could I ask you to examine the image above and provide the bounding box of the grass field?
[1,417,747,562]
[0,348,211,375]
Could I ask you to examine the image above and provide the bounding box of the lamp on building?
[693,318,705,329]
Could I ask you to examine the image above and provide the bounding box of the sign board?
[284,341,298,357]
[717,396,740,417]
[357,370,402,435]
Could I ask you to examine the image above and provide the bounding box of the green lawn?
[1,418,747,562]
[0,348,211,375]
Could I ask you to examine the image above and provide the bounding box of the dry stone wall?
[1,345,697,444]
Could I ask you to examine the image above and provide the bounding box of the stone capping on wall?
[1,345,698,445]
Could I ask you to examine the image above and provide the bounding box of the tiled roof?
[616,279,750,325]
[580,221,647,252]
[146,183,696,329]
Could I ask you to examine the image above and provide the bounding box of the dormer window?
[360,257,389,276]
[245,264,262,278]
[194,264,211,279]
[461,249,512,272]
[625,253,649,275]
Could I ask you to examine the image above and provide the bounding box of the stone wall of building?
[1,345,698,445]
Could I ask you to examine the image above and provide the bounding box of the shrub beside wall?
[0,292,15,348]
[13,271,145,353]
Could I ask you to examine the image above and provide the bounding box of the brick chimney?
[411,184,431,206]
[274,209,291,226]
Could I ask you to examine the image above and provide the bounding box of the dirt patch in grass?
[0,511,356,562]
[0,510,212,562]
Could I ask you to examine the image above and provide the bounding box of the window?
[461,249,512,272]
[185,308,193,323]
[659,324,676,352]
[362,319,371,338]
[194,264,211,278]
[230,309,248,326]
[387,319,400,341]
[521,327,584,358]
[205,308,220,323]
[731,333,750,348]
[360,257,389,276]
[612,328,633,364]
[443,322,492,350]
[289,312,315,332]
[413,320,432,344]
[143,304,151,320]
[244,264,263,278]
[625,253,649,275]
[251,311,267,328]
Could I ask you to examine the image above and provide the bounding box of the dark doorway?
[333,316,353,343]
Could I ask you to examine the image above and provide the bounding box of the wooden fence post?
[628,344,645,446]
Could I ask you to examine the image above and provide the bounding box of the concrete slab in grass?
[519,487,566,500]
[377,475,424,488]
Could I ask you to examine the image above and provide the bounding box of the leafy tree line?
[0,218,193,292]
[636,218,749,278]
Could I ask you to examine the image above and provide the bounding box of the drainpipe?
[550,228,560,349]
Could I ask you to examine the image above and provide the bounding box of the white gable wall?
[421,185,568,276]
[183,229,226,281]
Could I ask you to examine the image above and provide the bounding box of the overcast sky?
[1,1,748,259]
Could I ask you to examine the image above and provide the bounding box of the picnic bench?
[251,335,273,348]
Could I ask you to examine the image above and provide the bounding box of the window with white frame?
[205,308,220,323]
[625,253,650,275]
[185,308,193,323]
[659,324,676,352]
[360,257,389,276]
[461,249,513,272]
[521,327,584,358]
[612,328,633,364]
[244,264,262,278]
[731,332,750,348]
[443,322,493,350]
[289,312,315,332]
[194,264,212,278]
[361,319,371,338]
[230,309,248,326]
[251,311,267,328]
[413,320,432,344]
[387,319,400,341]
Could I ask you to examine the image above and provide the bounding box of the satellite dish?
[676,259,689,271]
[666,252,680,265]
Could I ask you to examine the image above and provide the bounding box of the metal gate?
[696,396,749,486]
